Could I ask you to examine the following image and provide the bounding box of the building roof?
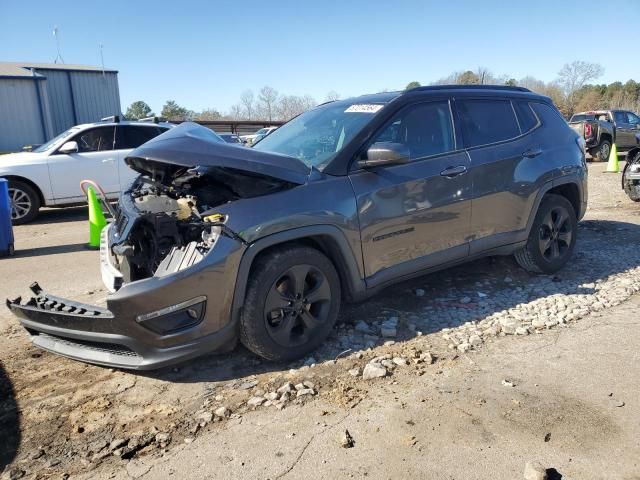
[0,61,117,78]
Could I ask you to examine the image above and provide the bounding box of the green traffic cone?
[605,143,619,173]
[87,186,107,249]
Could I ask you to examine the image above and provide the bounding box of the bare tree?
[258,86,279,121]
[325,90,341,101]
[240,90,255,119]
[557,61,604,116]
[227,104,243,120]
[276,94,317,121]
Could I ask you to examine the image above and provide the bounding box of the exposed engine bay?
[112,164,295,283]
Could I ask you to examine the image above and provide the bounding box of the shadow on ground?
[11,242,88,258]
[0,362,20,471]
[134,219,640,384]
[29,206,87,225]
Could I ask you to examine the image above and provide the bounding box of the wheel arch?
[599,132,613,144]
[525,177,585,236]
[3,175,46,207]
[230,225,366,327]
[622,147,640,189]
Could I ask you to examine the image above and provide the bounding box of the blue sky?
[1,0,638,114]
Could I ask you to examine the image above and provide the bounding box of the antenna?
[99,43,105,77]
[53,26,65,64]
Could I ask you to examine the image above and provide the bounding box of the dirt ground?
[1,163,639,479]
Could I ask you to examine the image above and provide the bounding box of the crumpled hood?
[125,122,310,185]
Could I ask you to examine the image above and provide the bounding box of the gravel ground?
[1,163,639,479]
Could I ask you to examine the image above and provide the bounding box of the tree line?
[125,60,638,123]
[124,87,341,123]
[407,60,639,118]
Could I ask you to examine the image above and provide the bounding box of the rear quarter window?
[513,101,539,133]
[116,126,167,150]
[456,99,520,148]
[531,103,570,131]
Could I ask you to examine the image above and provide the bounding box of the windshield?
[33,127,82,153]
[252,101,386,170]
[255,128,268,135]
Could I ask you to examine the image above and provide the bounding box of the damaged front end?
[7,123,309,369]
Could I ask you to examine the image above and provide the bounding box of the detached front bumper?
[7,235,246,370]
[7,283,237,370]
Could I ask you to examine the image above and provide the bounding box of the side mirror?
[59,141,78,154]
[358,142,410,168]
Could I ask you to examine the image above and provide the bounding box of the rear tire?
[592,139,611,162]
[8,180,40,225]
[515,194,577,274]
[240,245,341,361]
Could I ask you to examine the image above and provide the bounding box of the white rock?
[348,367,361,377]
[296,388,315,397]
[469,334,482,346]
[214,406,230,418]
[523,461,547,480]
[247,396,266,407]
[457,343,471,353]
[362,363,387,380]
[392,357,408,366]
[277,382,294,394]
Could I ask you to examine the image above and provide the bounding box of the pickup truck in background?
[568,109,640,161]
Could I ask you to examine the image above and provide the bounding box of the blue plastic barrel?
[0,178,15,256]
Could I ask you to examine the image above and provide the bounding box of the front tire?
[8,180,40,225]
[240,245,341,361]
[515,194,577,274]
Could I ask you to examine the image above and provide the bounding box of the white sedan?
[239,126,278,145]
[0,119,172,224]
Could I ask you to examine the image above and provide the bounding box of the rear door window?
[456,99,520,148]
[116,126,167,150]
[513,101,539,134]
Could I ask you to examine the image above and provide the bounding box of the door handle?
[102,158,115,163]
[522,148,542,158]
[440,165,467,178]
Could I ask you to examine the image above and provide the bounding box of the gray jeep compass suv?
[8,85,588,370]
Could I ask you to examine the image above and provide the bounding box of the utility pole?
[53,26,65,64]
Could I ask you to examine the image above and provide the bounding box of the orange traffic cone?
[87,186,107,249]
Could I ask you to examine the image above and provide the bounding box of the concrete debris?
[339,429,355,448]
[247,396,266,408]
[362,363,387,380]
[523,461,548,480]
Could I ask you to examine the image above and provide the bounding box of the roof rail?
[100,115,120,123]
[408,84,531,93]
[138,116,164,124]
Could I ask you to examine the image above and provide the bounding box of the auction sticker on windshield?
[345,104,384,113]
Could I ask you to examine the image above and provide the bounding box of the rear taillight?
[584,123,593,138]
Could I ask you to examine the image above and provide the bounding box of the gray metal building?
[0,62,121,152]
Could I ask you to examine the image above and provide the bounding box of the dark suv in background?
[9,85,588,369]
